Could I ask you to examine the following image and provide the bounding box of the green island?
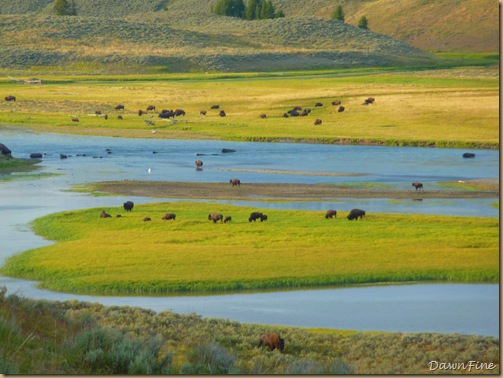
[0,0,499,374]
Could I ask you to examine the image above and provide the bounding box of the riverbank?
[83,179,499,201]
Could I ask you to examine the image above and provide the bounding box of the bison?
[143,217,152,222]
[314,119,322,125]
[174,109,186,117]
[219,110,226,117]
[162,213,176,220]
[230,178,241,186]
[5,95,16,102]
[159,109,175,119]
[147,105,156,111]
[331,100,341,106]
[347,209,365,220]
[208,213,224,223]
[30,153,43,159]
[0,143,12,156]
[325,209,337,219]
[100,210,112,218]
[200,110,207,115]
[123,201,134,211]
[224,216,232,223]
[195,159,203,169]
[211,105,220,109]
[315,102,323,107]
[115,104,125,110]
[338,106,345,113]
[249,212,267,222]
[258,333,284,352]
[71,117,79,122]
[259,113,267,118]
[463,152,475,158]
[412,182,423,191]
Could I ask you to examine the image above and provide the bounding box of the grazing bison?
[219,110,226,117]
[143,217,152,222]
[300,108,311,116]
[162,213,176,220]
[123,201,134,211]
[211,105,220,109]
[117,115,123,120]
[158,109,175,119]
[315,102,323,107]
[325,209,337,219]
[230,178,241,186]
[364,97,375,104]
[249,212,267,222]
[463,152,475,158]
[412,182,423,191]
[259,113,267,118]
[174,109,186,117]
[258,333,284,352]
[71,117,79,122]
[195,159,203,169]
[5,95,16,102]
[147,105,156,111]
[200,110,207,115]
[283,113,289,118]
[138,110,144,116]
[95,110,102,115]
[0,143,12,156]
[100,210,112,218]
[115,104,125,110]
[224,216,232,223]
[331,100,341,106]
[208,213,224,223]
[338,106,345,113]
[314,119,322,125]
[347,209,366,220]
[287,109,300,117]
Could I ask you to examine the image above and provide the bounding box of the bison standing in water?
[123,201,134,211]
[195,159,203,169]
[347,209,365,221]
[412,182,423,191]
[258,333,284,352]
[325,209,337,219]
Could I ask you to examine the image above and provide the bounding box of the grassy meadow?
[1,201,498,295]
[0,67,499,148]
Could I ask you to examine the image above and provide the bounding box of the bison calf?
[258,333,284,352]
[224,216,232,223]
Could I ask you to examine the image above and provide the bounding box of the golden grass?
[1,202,498,295]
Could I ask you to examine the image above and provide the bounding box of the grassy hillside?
[0,0,442,73]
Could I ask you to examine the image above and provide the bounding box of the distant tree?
[358,15,369,30]
[245,0,258,20]
[53,0,76,15]
[213,0,245,18]
[215,0,283,20]
[331,5,344,22]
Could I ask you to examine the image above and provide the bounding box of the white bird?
[147,168,151,174]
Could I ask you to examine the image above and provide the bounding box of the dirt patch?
[92,180,499,201]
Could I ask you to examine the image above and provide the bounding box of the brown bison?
[211,105,220,109]
[147,105,156,111]
[0,143,12,156]
[325,209,337,219]
[249,212,267,222]
[338,106,345,113]
[195,159,203,169]
[143,217,151,222]
[364,97,375,104]
[71,117,79,122]
[347,209,365,220]
[162,213,176,220]
[224,216,232,223]
[230,178,241,186]
[123,201,134,211]
[412,182,423,191]
[200,110,207,115]
[259,113,267,118]
[258,333,284,352]
[115,104,125,110]
[117,115,123,120]
[100,210,112,218]
[463,152,475,158]
[159,109,175,118]
[314,119,322,125]
[174,109,186,117]
[331,100,341,106]
[5,95,16,101]
[208,213,224,223]
[95,110,102,115]
[315,102,323,107]
[219,110,226,117]
[138,109,144,116]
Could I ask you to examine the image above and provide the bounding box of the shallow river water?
[0,128,499,337]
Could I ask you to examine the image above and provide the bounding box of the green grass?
[1,202,498,295]
[0,68,499,148]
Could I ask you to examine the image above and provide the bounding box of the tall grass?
[1,202,498,295]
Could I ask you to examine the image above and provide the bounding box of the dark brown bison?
[219,110,226,117]
[325,209,337,219]
[211,105,220,109]
[288,110,300,117]
[147,105,156,111]
[123,201,134,211]
[162,213,176,220]
[364,97,375,104]
[315,102,323,107]
[95,110,102,115]
[230,178,241,186]
[412,182,423,191]
[117,115,123,120]
[200,110,207,115]
[208,213,224,223]
[347,209,365,220]
[300,108,311,116]
[259,113,267,118]
[5,95,16,101]
[195,159,203,169]
[115,104,125,110]
[224,216,232,223]
[143,217,151,222]
[331,100,341,106]
[462,152,475,158]
[314,119,322,125]
[249,212,267,222]
[30,153,43,159]
[258,333,284,352]
[0,143,12,156]
[174,109,186,117]
[338,106,345,113]
[158,109,175,118]
[71,117,79,122]
[100,210,112,218]
[138,109,144,116]
[222,148,236,153]
[283,113,289,118]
